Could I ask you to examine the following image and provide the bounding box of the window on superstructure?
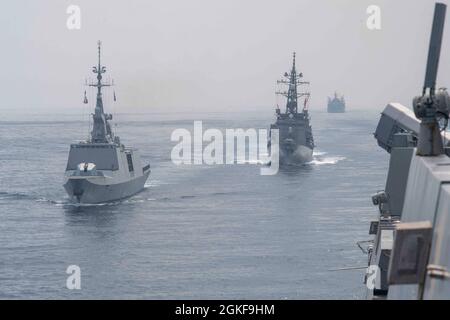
[126,153,134,172]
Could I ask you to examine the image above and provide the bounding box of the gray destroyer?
[363,3,450,299]
[270,53,314,165]
[64,41,150,204]
[327,92,345,113]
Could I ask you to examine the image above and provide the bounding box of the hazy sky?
[1,0,449,114]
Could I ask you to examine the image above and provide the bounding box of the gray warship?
[270,53,314,165]
[363,2,450,299]
[63,41,150,204]
[327,92,345,113]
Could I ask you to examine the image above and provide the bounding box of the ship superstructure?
[63,41,150,203]
[270,53,314,165]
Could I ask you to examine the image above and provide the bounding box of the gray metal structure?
[269,53,314,164]
[63,41,150,204]
[364,3,450,299]
[327,92,346,113]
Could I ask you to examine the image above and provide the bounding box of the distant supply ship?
[269,53,314,165]
[63,41,150,204]
[327,92,345,113]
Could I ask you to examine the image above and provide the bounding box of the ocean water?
[0,109,389,299]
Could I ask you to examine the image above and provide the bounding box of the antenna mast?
[413,3,448,156]
[276,52,310,115]
[86,41,115,144]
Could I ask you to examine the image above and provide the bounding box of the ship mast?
[88,41,114,143]
[287,52,299,114]
[276,52,310,115]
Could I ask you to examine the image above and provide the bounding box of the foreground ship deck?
[363,3,450,300]
[63,41,150,204]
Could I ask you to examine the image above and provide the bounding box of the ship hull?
[64,170,150,204]
[327,100,345,113]
[270,115,314,166]
[327,106,345,113]
[279,144,313,165]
